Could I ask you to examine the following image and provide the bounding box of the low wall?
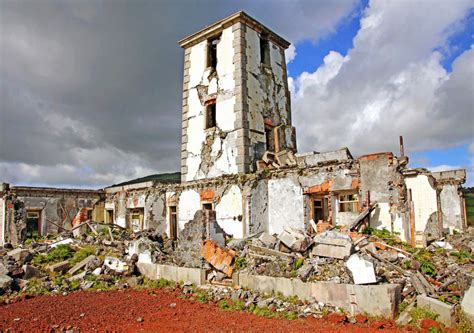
[237,273,401,318]
[136,263,400,318]
[137,263,205,286]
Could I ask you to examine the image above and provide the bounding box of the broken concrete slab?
[68,271,87,282]
[278,227,312,252]
[346,254,377,285]
[104,256,128,274]
[313,230,353,259]
[461,282,474,323]
[67,255,96,275]
[297,263,314,282]
[201,240,235,277]
[46,260,70,273]
[417,295,455,326]
[258,233,277,249]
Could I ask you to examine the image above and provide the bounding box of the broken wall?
[438,184,464,232]
[181,25,239,182]
[359,153,408,241]
[2,186,103,245]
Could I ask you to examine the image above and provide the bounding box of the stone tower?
[179,11,296,182]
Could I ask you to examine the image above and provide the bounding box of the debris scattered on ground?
[0,217,472,330]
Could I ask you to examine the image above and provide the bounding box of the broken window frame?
[206,35,221,69]
[204,100,217,129]
[338,192,359,213]
[259,35,271,66]
[129,208,144,232]
[311,195,330,223]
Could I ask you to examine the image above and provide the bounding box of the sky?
[0,0,473,189]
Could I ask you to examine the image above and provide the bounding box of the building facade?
[0,12,468,247]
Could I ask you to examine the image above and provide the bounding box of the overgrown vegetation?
[409,306,438,323]
[234,256,247,270]
[32,244,74,266]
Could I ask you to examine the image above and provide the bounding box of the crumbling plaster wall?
[405,174,437,234]
[268,177,304,234]
[178,189,201,231]
[183,26,239,182]
[359,154,407,239]
[439,184,463,231]
[247,179,268,234]
[215,184,244,238]
[245,26,294,163]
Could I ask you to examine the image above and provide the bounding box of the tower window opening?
[260,36,270,65]
[207,36,220,69]
[205,102,216,129]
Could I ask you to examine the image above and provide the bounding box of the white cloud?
[285,44,297,64]
[292,0,474,159]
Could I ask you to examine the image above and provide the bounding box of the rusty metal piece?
[201,240,236,277]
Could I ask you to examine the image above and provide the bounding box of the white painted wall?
[405,175,438,232]
[184,26,238,181]
[268,178,304,234]
[439,184,463,231]
[215,185,244,238]
[178,189,201,230]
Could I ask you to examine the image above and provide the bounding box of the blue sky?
[287,0,474,186]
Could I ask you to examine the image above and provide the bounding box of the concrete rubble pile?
[0,214,473,328]
[211,223,474,326]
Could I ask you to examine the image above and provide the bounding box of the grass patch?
[140,277,176,289]
[409,307,438,323]
[32,244,74,266]
[234,257,247,270]
[69,245,96,266]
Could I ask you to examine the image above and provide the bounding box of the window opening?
[339,193,359,213]
[205,103,216,129]
[312,197,329,223]
[202,203,213,211]
[260,36,270,65]
[169,206,178,241]
[207,36,220,69]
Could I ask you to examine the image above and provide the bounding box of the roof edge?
[178,11,291,49]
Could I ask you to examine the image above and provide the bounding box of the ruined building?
[0,12,468,248]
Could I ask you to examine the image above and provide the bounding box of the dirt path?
[0,289,404,332]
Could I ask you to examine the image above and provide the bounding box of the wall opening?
[260,36,270,66]
[202,202,213,211]
[207,35,220,69]
[105,209,114,224]
[129,208,144,232]
[169,205,178,241]
[265,124,275,152]
[338,192,359,213]
[311,195,329,223]
[205,102,217,129]
[26,210,41,239]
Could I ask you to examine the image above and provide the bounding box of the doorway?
[26,211,41,239]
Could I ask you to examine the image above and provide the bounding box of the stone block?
[46,260,70,273]
[7,248,31,263]
[68,255,96,275]
[22,265,40,280]
[417,295,455,326]
[312,230,353,259]
[258,233,277,248]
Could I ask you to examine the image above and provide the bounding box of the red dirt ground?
[0,288,406,332]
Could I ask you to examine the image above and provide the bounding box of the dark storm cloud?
[0,0,357,187]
